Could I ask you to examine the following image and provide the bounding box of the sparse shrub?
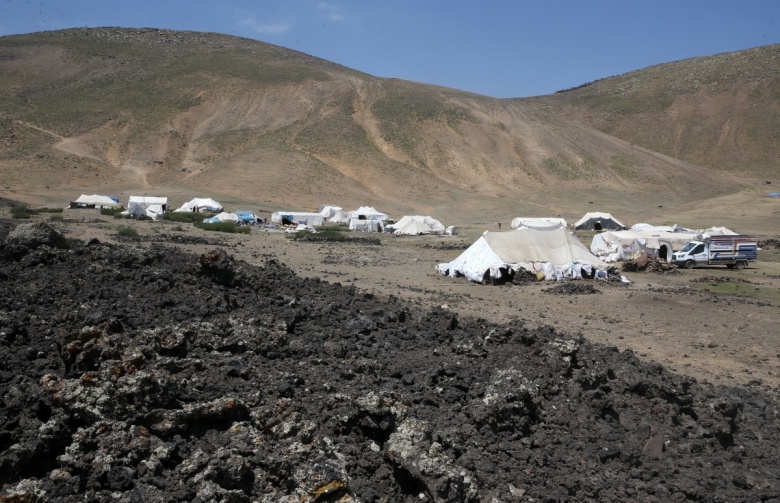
[171,225,184,232]
[194,221,250,234]
[10,206,33,219]
[100,207,125,216]
[116,226,139,238]
[162,212,211,223]
[49,214,64,222]
[35,207,64,213]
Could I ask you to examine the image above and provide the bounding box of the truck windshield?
[679,242,696,253]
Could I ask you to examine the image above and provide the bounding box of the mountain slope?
[537,44,780,178]
[0,28,774,224]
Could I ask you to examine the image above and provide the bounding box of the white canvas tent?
[127,196,167,220]
[437,227,608,283]
[203,212,240,224]
[70,194,122,209]
[391,215,446,235]
[348,206,389,221]
[591,227,738,262]
[349,219,384,232]
[574,212,625,231]
[174,198,223,213]
[510,217,567,230]
[317,204,350,223]
[271,211,324,227]
[590,230,697,262]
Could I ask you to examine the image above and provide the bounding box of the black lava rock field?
[1,222,779,502]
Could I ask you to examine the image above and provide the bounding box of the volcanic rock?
[0,237,779,501]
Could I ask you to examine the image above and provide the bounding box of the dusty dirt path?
[14,121,151,187]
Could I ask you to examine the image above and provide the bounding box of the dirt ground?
[39,207,780,393]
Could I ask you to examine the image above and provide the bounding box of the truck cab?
[673,241,709,269]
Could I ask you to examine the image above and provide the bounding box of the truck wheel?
[684,260,695,269]
[735,261,747,270]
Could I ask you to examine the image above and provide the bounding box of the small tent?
[174,198,223,213]
[349,219,384,232]
[390,215,446,235]
[271,211,324,227]
[203,212,240,224]
[70,194,122,209]
[574,212,625,231]
[127,196,167,220]
[510,217,567,230]
[437,227,607,283]
[235,210,260,224]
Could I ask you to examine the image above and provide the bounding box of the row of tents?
[439,211,739,283]
[69,194,262,222]
[271,204,454,236]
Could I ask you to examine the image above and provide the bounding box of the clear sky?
[1,1,778,98]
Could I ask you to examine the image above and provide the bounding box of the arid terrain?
[38,208,780,392]
[1,212,779,501]
[1,27,779,501]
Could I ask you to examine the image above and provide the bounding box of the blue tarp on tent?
[235,210,260,223]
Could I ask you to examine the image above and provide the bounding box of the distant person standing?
[498,222,502,230]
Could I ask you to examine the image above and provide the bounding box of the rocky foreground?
[1,222,779,502]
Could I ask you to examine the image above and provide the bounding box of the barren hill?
[0,28,777,228]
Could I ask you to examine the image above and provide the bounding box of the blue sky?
[1,1,778,98]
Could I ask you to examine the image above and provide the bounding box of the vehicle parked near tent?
[672,235,758,269]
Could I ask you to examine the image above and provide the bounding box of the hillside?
[537,44,780,179]
[0,28,777,227]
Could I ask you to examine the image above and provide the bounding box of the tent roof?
[484,228,606,266]
[574,212,625,228]
[511,217,567,229]
[129,196,168,205]
[174,198,223,212]
[349,206,388,220]
[438,227,607,282]
[393,219,433,235]
[73,194,121,207]
[393,215,445,233]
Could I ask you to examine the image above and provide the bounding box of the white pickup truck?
[672,235,758,269]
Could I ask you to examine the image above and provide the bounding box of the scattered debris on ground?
[544,282,603,295]
[621,252,680,274]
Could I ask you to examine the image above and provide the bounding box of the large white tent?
[127,196,168,220]
[70,194,121,209]
[348,206,389,221]
[573,212,625,231]
[391,215,446,235]
[437,227,608,283]
[510,217,567,230]
[317,204,350,223]
[174,198,223,213]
